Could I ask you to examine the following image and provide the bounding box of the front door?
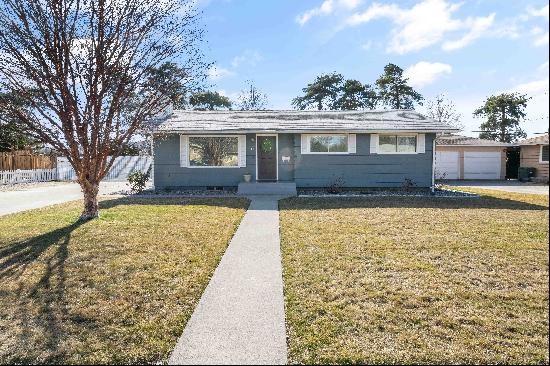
[257,135,277,181]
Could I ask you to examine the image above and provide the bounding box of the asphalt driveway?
[445,180,549,195]
[0,181,127,216]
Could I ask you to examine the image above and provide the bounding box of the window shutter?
[348,134,356,153]
[179,135,189,167]
[417,134,425,153]
[238,135,247,167]
[301,134,308,154]
[370,134,379,154]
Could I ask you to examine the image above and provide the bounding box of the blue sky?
[196,0,549,137]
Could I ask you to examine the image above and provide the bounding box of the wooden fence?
[0,151,57,171]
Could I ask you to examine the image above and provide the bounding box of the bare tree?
[425,94,463,131]
[237,80,268,111]
[0,0,206,219]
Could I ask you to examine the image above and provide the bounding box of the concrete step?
[238,182,297,196]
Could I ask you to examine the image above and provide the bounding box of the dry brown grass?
[0,197,249,364]
[279,190,549,364]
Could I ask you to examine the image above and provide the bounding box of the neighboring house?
[518,134,549,183]
[152,110,458,191]
[435,135,510,180]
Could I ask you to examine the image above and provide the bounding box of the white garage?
[435,135,509,180]
[463,151,501,179]
[435,151,459,179]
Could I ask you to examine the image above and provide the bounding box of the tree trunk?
[80,181,100,220]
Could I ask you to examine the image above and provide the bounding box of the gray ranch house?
[152,109,458,193]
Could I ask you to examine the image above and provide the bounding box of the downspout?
[431,136,436,194]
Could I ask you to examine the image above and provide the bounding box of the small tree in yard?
[474,93,530,143]
[0,0,206,220]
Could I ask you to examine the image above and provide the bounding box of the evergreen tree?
[292,73,344,110]
[375,63,423,109]
[190,91,232,111]
[334,79,377,110]
[474,93,530,143]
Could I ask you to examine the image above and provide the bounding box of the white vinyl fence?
[0,169,57,185]
[1,156,152,185]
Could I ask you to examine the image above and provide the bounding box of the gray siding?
[293,133,435,188]
[154,132,435,188]
[154,133,256,188]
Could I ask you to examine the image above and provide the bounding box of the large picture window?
[189,136,239,167]
[379,135,417,153]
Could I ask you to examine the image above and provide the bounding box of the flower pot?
[243,174,252,183]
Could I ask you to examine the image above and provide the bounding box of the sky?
[195,0,549,137]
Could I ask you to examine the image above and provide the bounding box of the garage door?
[464,151,501,179]
[435,151,459,179]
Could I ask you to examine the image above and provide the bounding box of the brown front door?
[257,135,277,181]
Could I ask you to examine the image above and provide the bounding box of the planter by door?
[257,135,277,181]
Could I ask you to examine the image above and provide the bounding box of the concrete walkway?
[445,180,549,195]
[169,196,287,365]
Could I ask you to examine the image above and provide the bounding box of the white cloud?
[344,0,505,54]
[442,14,495,51]
[207,65,234,81]
[231,50,263,68]
[361,40,373,50]
[527,4,549,20]
[403,61,452,88]
[512,77,549,96]
[531,27,550,46]
[296,0,362,26]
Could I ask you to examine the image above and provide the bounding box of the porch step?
[237,182,297,196]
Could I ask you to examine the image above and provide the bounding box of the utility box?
[518,167,536,182]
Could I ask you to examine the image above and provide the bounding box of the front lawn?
[280,190,549,364]
[0,197,249,364]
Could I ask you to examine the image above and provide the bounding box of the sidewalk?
[169,196,287,365]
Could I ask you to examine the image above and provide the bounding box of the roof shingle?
[154,109,460,134]
[436,134,511,146]
[518,133,549,145]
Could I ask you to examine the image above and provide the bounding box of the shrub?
[127,169,150,193]
[401,178,416,191]
[326,176,345,194]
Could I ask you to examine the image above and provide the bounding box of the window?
[189,136,239,167]
[310,135,348,153]
[378,135,417,153]
[302,134,355,154]
[541,145,549,163]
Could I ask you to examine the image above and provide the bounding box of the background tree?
[375,63,423,109]
[0,91,40,151]
[424,94,463,131]
[292,72,344,110]
[474,93,530,143]
[190,91,232,110]
[333,79,377,110]
[0,0,206,220]
[237,80,268,110]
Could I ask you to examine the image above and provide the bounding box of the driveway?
[445,180,549,195]
[0,181,127,216]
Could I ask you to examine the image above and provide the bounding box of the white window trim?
[301,133,354,155]
[186,134,244,169]
[540,145,549,164]
[377,133,421,155]
[256,134,278,181]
